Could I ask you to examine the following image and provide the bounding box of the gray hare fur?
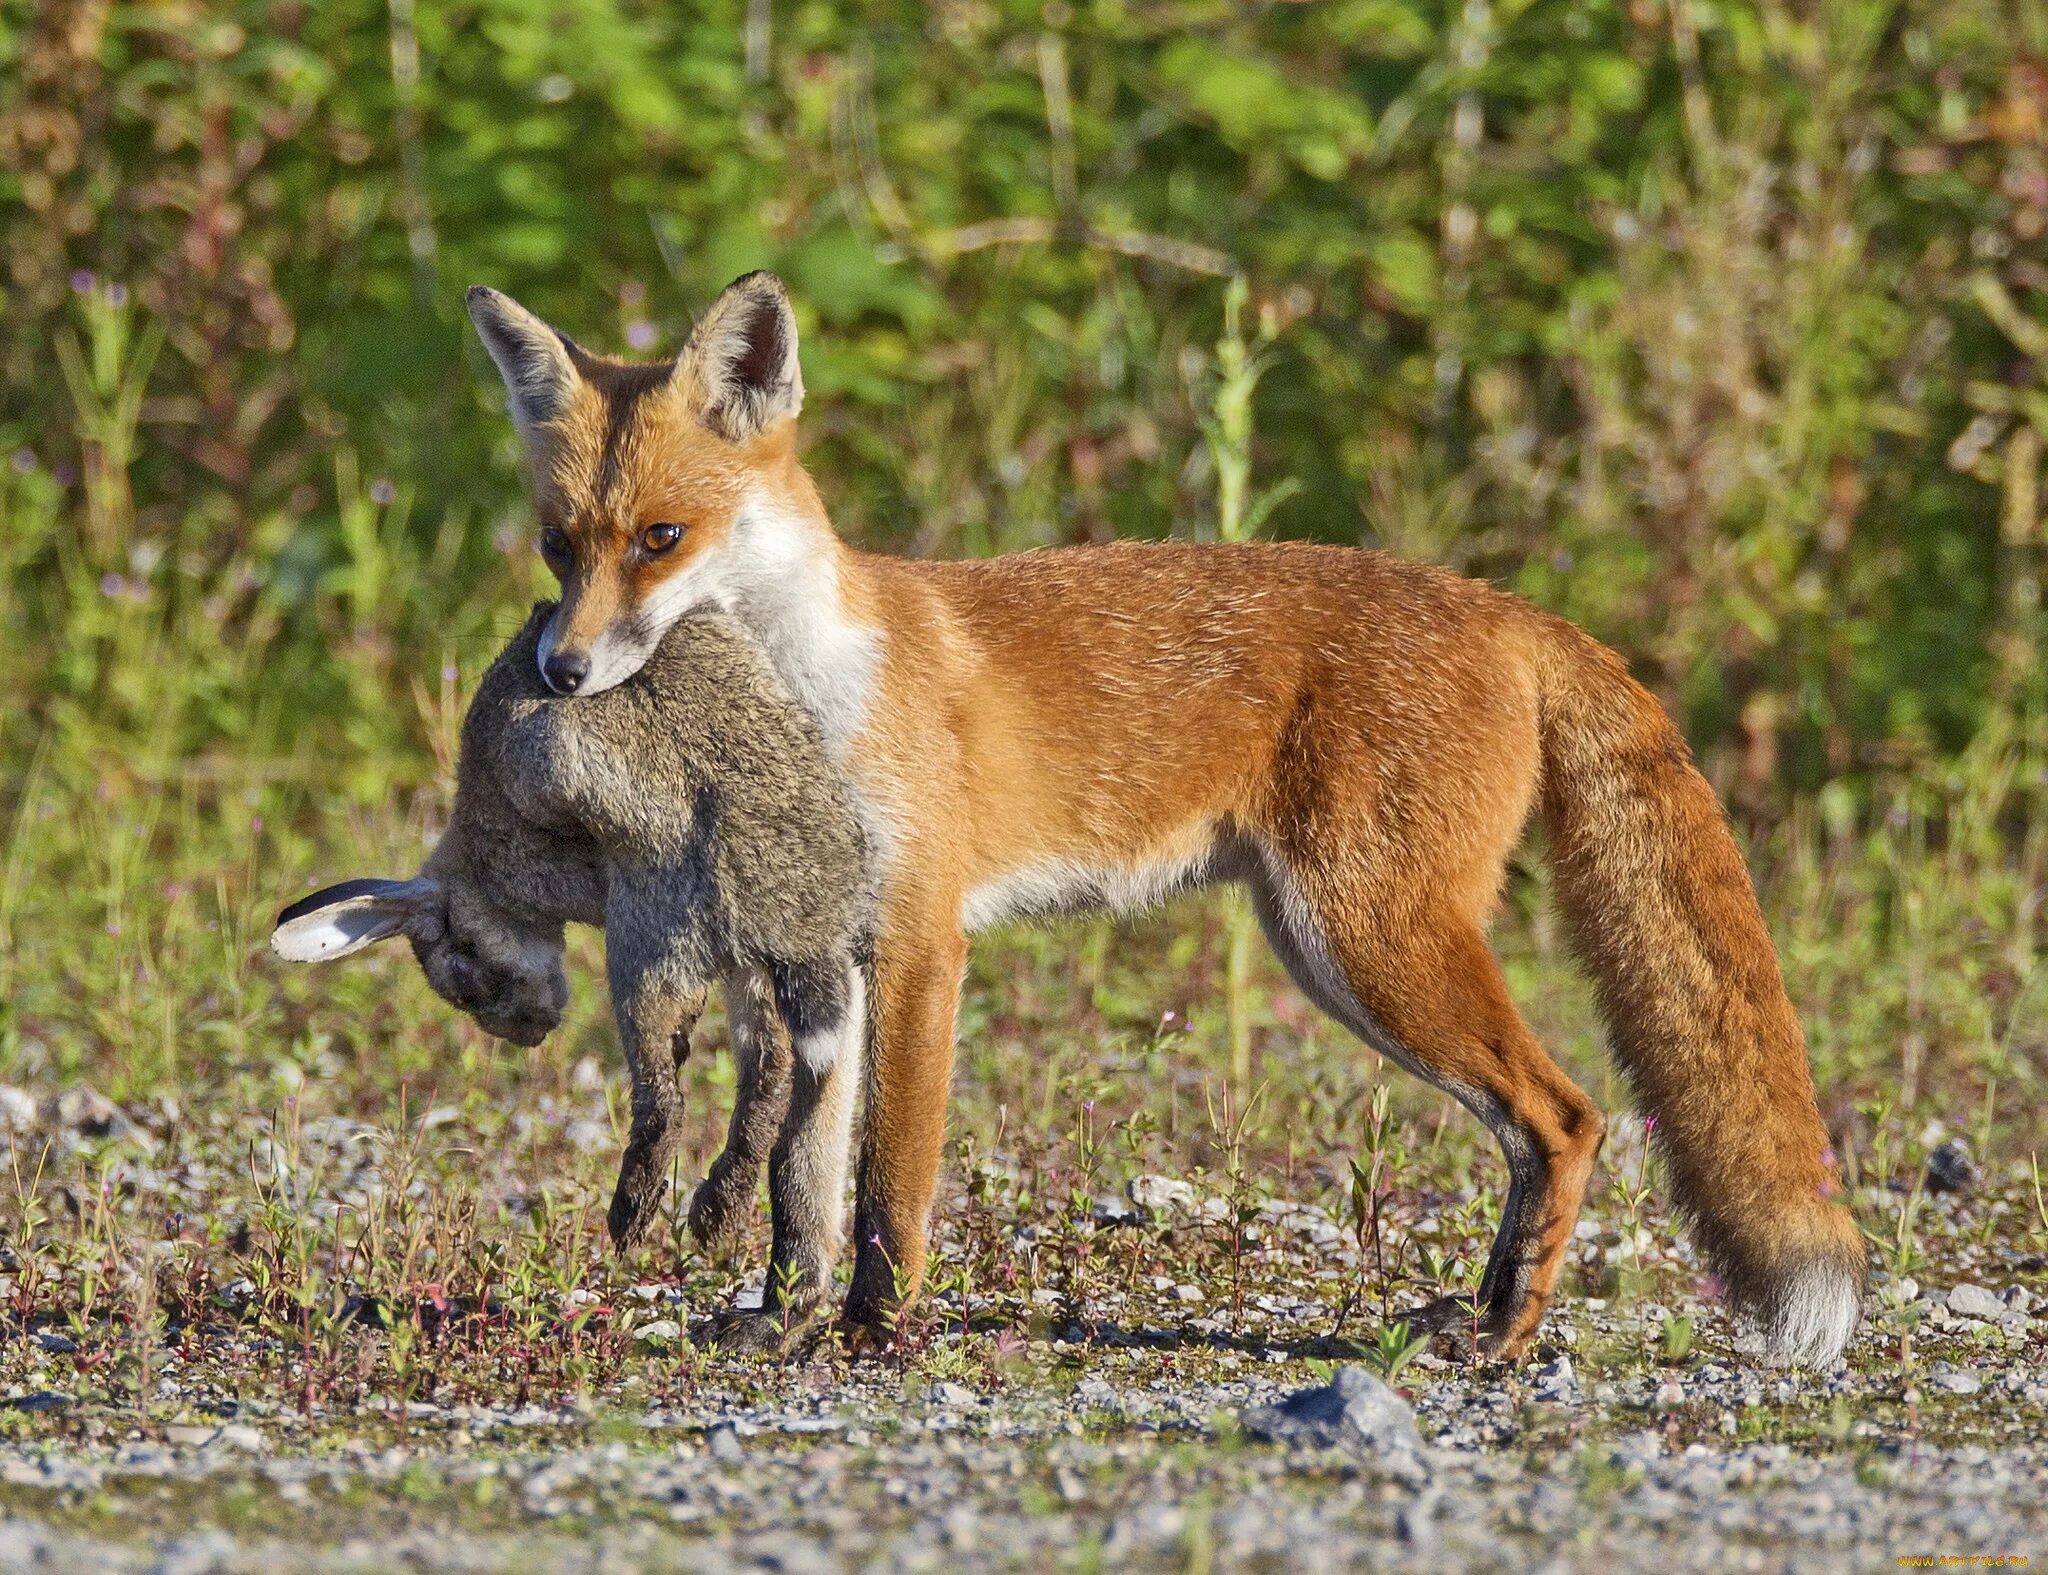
[273,603,871,1327]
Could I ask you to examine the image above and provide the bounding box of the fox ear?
[465,287,583,435]
[270,877,440,963]
[676,272,803,442]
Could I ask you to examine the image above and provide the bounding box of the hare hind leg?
[606,978,707,1255]
[688,968,796,1255]
[709,955,863,1354]
[1248,849,1604,1359]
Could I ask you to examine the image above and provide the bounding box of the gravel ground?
[0,1080,2040,1571]
[0,1290,2041,1574]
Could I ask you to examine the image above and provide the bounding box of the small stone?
[33,1331,76,1355]
[49,1085,154,1150]
[1127,1174,1197,1215]
[927,1381,977,1408]
[1931,1369,1983,1396]
[1947,1284,2008,1323]
[0,1087,36,1133]
[1530,1355,1577,1401]
[706,1422,744,1462]
[3,1391,71,1413]
[1239,1367,1424,1457]
[1923,1139,1978,1195]
[634,1318,682,1349]
[204,1423,267,1453]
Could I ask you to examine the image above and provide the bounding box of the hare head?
[272,875,569,1048]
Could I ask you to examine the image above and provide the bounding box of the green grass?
[0,643,2042,1421]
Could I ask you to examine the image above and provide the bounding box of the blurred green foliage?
[3,0,2046,803]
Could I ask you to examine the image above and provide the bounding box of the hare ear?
[674,272,802,442]
[271,877,440,963]
[465,286,584,436]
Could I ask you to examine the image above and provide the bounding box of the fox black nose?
[541,651,588,695]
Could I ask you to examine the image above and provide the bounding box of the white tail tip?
[1756,1259,1863,1368]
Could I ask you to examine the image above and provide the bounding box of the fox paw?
[1398,1295,1531,1363]
[836,1315,898,1361]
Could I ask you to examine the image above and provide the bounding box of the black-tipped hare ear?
[674,271,802,442]
[270,877,440,963]
[465,286,584,436]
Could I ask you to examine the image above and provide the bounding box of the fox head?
[466,272,820,696]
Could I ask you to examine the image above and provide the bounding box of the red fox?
[464,273,1866,1365]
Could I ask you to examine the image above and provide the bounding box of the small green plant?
[1202,1079,1268,1336]
[1364,1318,1429,1384]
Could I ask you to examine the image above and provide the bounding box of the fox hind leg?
[1247,848,1603,1359]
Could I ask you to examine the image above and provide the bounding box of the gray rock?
[706,1422,744,1463]
[46,1084,152,1148]
[0,1086,36,1133]
[634,1318,682,1348]
[1127,1174,1197,1215]
[1240,1367,1424,1456]
[1531,1356,1578,1401]
[1948,1283,2009,1322]
[204,1423,267,1454]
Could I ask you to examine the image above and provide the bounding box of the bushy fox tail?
[1532,617,1865,1366]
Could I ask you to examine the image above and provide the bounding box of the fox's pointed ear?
[270,877,441,963]
[675,272,803,442]
[465,287,583,436]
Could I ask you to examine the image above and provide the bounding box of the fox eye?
[642,522,684,554]
[539,526,571,561]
